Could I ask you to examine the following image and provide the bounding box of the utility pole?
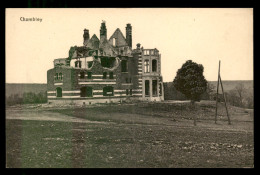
[219,76,231,125]
[215,60,231,125]
[215,61,220,124]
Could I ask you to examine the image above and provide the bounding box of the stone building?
[47,21,164,105]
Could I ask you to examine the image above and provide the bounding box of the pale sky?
[6,8,253,83]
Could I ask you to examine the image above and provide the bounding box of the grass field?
[6,101,254,168]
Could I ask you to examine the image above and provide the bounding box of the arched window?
[56,87,62,97]
[103,86,114,96]
[152,59,157,72]
[80,87,93,97]
[144,60,150,73]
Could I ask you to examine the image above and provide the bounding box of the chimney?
[83,29,89,46]
[100,21,107,43]
[126,23,132,48]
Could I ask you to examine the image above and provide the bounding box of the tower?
[100,21,107,43]
[83,29,89,46]
[126,23,132,48]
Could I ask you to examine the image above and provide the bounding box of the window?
[152,80,158,96]
[80,72,85,79]
[152,59,157,72]
[125,77,131,83]
[75,60,82,68]
[55,73,59,80]
[86,56,94,69]
[80,87,93,97]
[126,89,129,95]
[103,72,107,79]
[144,50,149,55]
[150,50,154,55]
[121,60,127,72]
[59,73,63,80]
[56,87,62,97]
[113,38,116,46]
[79,61,82,68]
[100,57,117,68]
[103,86,114,96]
[145,80,150,96]
[144,60,150,73]
[87,72,92,79]
[130,89,132,96]
[109,72,113,79]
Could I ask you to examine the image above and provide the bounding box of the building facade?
[47,22,164,105]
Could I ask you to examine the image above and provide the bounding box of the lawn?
[6,101,254,168]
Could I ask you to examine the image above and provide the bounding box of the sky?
[6,8,253,83]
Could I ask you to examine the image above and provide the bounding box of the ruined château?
[47,21,164,104]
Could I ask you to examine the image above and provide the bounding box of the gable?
[108,28,128,47]
[99,39,117,57]
[86,34,100,50]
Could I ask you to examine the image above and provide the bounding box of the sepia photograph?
[5,8,253,168]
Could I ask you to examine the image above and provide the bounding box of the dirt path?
[5,109,114,124]
[6,108,253,134]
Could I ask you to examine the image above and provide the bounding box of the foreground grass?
[6,118,253,168]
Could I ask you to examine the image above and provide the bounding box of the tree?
[173,60,207,103]
[206,82,215,100]
[235,83,246,107]
[245,88,253,109]
[226,89,240,106]
[173,60,207,126]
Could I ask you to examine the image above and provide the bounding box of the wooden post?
[219,75,231,125]
[215,61,221,124]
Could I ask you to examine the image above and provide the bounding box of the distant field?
[5,83,47,97]
[208,80,253,92]
[6,101,254,168]
[164,80,253,93]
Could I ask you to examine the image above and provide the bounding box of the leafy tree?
[173,60,207,103]
[173,60,207,126]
